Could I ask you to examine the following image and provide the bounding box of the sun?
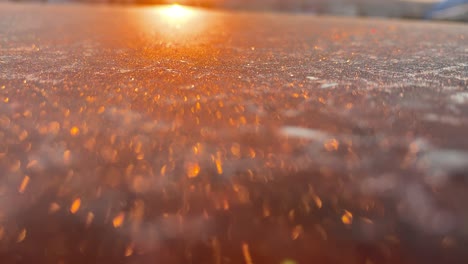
[163,4,192,19]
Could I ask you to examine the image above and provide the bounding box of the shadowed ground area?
[0,3,468,264]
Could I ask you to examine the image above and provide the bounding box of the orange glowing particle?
[10,160,21,173]
[231,143,241,157]
[233,184,250,203]
[313,195,322,209]
[98,106,106,114]
[70,126,80,136]
[113,212,125,228]
[248,148,256,158]
[134,142,142,154]
[63,150,71,163]
[223,199,230,210]
[193,143,202,155]
[17,228,27,243]
[288,210,295,221]
[18,130,28,141]
[26,160,38,169]
[86,212,94,227]
[324,139,339,151]
[23,110,32,117]
[186,162,200,178]
[242,243,253,264]
[110,134,117,144]
[291,225,304,240]
[239,116,247,125]
[18,175,30,194]
[263,203,271,217]
[49,202,61,213]
[86,96,96,103]
[215,159,223,174]
[341,210,353,225]
[70,198,81,214]
[125,244,134,257]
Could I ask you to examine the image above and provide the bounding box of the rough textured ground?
[0,3,468,264]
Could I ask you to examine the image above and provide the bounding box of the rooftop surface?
[0,3,468,264]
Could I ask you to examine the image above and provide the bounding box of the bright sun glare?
[141,3,208,39]
[163,4,191,19]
